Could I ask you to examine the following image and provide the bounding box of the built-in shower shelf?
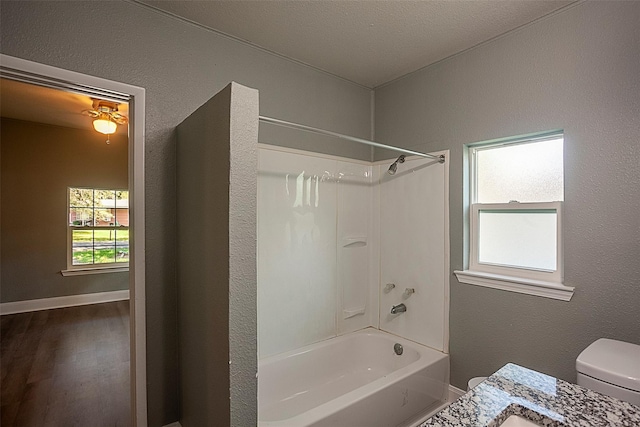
[342,237,367,248]
[343,307,366,319]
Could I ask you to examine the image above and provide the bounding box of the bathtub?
[258,328,449,427]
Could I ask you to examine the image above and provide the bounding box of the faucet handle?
[404,288,415,297]
[384,283,396,292]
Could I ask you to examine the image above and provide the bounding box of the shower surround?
[257,144,450,426]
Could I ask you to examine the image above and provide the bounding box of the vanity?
[420,363,640,426]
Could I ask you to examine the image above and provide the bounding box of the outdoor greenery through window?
[68,188,129,268]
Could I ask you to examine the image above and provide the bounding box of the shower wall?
[258,146,377,359]
[378,153,449,352]
[258,145,449,358]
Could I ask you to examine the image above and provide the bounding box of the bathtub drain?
[394,343,403,355]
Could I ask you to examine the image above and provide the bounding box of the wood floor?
[1,301,131,427]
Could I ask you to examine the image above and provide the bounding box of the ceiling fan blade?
[110,112,128,124]
[81,109,100,118]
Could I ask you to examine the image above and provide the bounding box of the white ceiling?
[140,0,574,88]
[0,78,129,134]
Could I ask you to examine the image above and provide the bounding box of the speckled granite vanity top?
[421,363,640,426]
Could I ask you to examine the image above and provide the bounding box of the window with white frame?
[455,132,574,300]
[66,188,129,272]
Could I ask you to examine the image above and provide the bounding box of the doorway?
[0,54,147,426]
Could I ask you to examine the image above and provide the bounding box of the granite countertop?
[421,363,640,426]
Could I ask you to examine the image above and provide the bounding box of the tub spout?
[390,303,407,314]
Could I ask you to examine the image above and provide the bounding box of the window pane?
[94,247,116,263]
[69,208,93,226]
[476,138,563,203]
[93,229,115,263]
[69,188,93,208]
[115,208,129,226]
[94,208,114,226]
[92,228,114,264]
[94,189,115,205]
[478,210,557,271]
[72,229,94,265]
[115,191,129,225]
[116,190,128,202]
[116,229,129,263]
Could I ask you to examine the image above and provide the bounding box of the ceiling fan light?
[93,118,117,134]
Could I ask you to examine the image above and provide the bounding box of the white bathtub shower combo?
[259,329,448,427]
[258,140,449,426]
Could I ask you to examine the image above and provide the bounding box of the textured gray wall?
[176,86,231,427]
[375,2,640,390]
[1,2,371,425]
[227,84,259,427]
[176,83,258,427]
[1,119,128,302]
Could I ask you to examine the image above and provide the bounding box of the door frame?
[0,54,147,426]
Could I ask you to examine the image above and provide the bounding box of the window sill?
[61,266,129,277]
[453,270,574,301]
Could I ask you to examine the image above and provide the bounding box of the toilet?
[576,338,640,406]
[467,376,488,391]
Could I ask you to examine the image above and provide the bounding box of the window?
[64,188,129,275]
[455,132,574,300]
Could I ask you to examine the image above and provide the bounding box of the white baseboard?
[162,423,182,427]
[0,289,130,315]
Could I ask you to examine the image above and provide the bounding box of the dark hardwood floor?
[1,300,130,427]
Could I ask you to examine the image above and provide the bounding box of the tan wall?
[1,118,129,302]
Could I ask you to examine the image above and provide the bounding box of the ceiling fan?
[82,99,128,143]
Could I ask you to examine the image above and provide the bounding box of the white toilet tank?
[576,338,640,406]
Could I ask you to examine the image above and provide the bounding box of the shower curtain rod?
[259,116,445,163]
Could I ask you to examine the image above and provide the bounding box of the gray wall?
[7,0,637,421]
[176,83,258,427]
[227,84,259,427]
[1,2,372,425]
[375,1,640,389]
[1,119,129,302]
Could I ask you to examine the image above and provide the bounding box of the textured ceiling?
[0,79,129,134]
[139,0,574,88]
